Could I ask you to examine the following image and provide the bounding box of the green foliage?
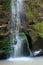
[3,0,11,11]
[0,38,11,53]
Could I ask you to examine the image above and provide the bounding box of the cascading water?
[10,0,30,57]
[10,0,17,44]
[10,0,24,57]
[14,0,24,57]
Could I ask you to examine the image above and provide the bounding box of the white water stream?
[11,0,23,57]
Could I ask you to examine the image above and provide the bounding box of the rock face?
[0,0,11,59]
[0,0,10,37]
[19,0,43,56]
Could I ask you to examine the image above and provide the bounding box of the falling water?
[14,0,23,57]
[10,0,24,57]
[10,0,17,44]
[16,0,23,35]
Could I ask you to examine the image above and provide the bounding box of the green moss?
[22,33,30,51]
[26,9,34,19]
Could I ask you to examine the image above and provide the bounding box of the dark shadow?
[25,33,32,50]
[33,36,43,56]
[19,28,32,50]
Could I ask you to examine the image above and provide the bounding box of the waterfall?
[10,0,17,44]
[16,0,23,35]
[10,0,23,57]
[14,0,23,57]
